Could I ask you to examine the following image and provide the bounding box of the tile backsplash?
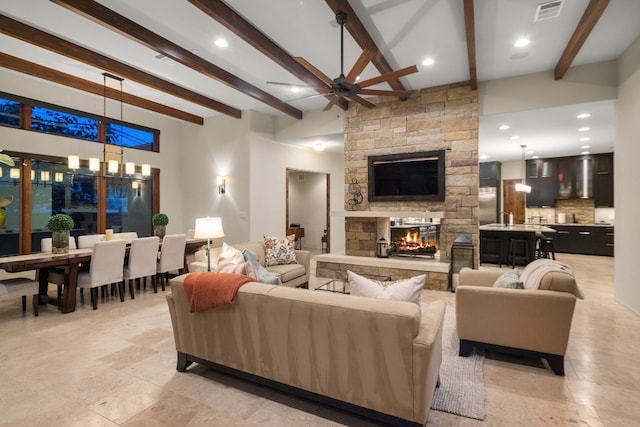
[526,199,614,225]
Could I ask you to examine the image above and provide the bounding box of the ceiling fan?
[268,12,419,111]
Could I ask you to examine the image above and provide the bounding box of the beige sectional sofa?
[189,241,310,288]
[456,267,580,375]
[166,274,446,426]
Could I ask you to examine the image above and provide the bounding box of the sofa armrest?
[459,268,504,287]
[455,285,577,355]
[295,250,311,283]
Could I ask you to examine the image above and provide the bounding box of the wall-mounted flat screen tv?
[368,150,445,201]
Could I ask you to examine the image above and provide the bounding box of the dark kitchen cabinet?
[526,159,554,207]
[480,161,501,187]
[575,155,593,199]
[555,157,575,199]
[593,153,614,207]
[551,225,613,256]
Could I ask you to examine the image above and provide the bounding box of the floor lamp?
[194,217,225,271]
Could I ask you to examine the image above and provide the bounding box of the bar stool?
[508,238,531,268]
[480,237,502,267]
[536,234,556,260]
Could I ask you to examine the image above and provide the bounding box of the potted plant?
[0,151,15,229]
[47,214,74,254]
[152,213,169,239]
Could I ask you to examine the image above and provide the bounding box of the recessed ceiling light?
[514,38,530,48]
[580,137,590,142]
[581,151,590,155]
[510,135,520,140]
[313,143,325,152]
[290,87,300,93]
[578,127,590,132]
[422,58,435,66]
[526,150,534,155]
[532,155,540,159]
[499,125,510,130]
[214,38,228,48]
[577,113,591,119]
[581,145,590,149]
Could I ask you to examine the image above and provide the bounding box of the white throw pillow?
[216,242,244,267]
[347,271,425,306]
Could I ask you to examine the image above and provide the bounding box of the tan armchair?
[455,267,581,375]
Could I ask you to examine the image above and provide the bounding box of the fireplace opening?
[389,223,439,258]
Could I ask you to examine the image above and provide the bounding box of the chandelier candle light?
[194,217,225,271]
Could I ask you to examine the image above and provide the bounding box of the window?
[106,123,156,151]
[0,98,20,128]
[31,106,99,141]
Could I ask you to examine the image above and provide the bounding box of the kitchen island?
[479,224,556,267]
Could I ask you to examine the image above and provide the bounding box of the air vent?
[298,174,305,181]
[154,53,176,65]
[534,0,563,22]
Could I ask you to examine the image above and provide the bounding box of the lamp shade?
[108,160,119,174]
[89,157,100,172]
[515,183,532,193]
[125,162,135,175]
[194,217,224,239]
[141,164,151,176]
[68,155,80,170]
[10,168,20,179]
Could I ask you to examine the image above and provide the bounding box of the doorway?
[286,169,330,253]
[503,179,525,224]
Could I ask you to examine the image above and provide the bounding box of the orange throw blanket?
[183,272,253,312]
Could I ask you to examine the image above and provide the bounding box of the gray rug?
[431,307,486,420]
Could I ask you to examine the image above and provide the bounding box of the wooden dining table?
[0,238,208,314]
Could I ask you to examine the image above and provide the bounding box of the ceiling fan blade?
[347,95,376,109]
[293,57,334,87]
[358,65,419,89]
[322,97,339,111]
[286,92,332,102]
[345,50,375,83]
[266,80,327,91]
[359,89,415,98]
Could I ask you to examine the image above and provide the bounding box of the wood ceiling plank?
[358,65,418,89]
[463,0,478,90]
[554,0,611,80]
[188,0,349,111]
[0,14,241,118]
[0,52,204,125]
[324,0,410,94]
[50,0,303,120]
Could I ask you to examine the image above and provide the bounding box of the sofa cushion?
[263,235,297,266]
[265,263,306,283]
[242,248,282,285]
[347,271,424,306]
[217,242,245,266]
[520,259,584,299]
[216,256,254,277]
[493,270,524,289]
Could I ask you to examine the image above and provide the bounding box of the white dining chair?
[77,234,106,249]
[0,277,40,316]
[77,240,126,310]
[40,236,78,300]
[156,234,187,292]
[124,236,160,299]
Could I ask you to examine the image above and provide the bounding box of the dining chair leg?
[160,273,166,292]
[129,279,135,300]
[80,288,85,303]
[90,288,98,310]
[21,295,27,312]
[154,274,160,293]
[32,294,39,316]
[118,281,125,302]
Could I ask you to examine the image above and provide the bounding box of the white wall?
[0,69,185,235]
[614,36,640,314]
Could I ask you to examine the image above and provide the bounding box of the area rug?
[430,307,486,420]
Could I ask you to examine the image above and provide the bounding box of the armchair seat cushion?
[266,263,306,283]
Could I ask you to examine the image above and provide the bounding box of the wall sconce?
[54,172,64,183]
[40,170,50,187]
[141,164,151,177]
[68,155,80,170]
[108,160,119,174]
[89,157,100,172]
[10,168,20,185]
[132,181,141,197]
[125,162,135,175]
[217,176,226,194]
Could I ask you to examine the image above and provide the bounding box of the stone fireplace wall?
[343,82,479,262]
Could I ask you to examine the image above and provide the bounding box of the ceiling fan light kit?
[272,11,418,111]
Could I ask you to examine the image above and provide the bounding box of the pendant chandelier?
[515,144,531,193]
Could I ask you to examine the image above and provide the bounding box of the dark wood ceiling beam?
[554,0,610,80]
[50,0,302,120]
[324,0,408,93]
[187,0,349,111]
[0,14,241,118]
[463,0,478,90]
[0,52,204,125]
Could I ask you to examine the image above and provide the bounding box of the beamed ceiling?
[0,0,639,160]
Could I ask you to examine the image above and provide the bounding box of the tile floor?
[0,253,638,426]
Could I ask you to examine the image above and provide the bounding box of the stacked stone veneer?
[343,82,479,263]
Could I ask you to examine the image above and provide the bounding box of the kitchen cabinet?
[555,157,575,199]
[526,159,554,207]
[575,156,593,199]
[593,153,614,207]
[480,161,501,187]
[550,225,613,256]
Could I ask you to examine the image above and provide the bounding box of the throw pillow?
[493,270,524,289]
[242,248,282,285]
[263,234,298,267]
[216,242,245,266]
[216,256,256,279]
[347,271,425,306]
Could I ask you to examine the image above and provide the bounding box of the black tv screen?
[368,151,445,201]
